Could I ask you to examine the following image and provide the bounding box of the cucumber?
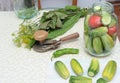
[69,76,92,83]
[93,6,101,12]
[86,36,94,53]
[106,34,114,47]
[70,58,84,75]
[84,35,89,47]
[88,58,100,77]
[102,11,111,25]
[109,16,117,27]
[97,78,107,83]
[55,61,70,79]
[84,14,91,35]
[90,26,108,37]
[111,33,117,40]
[102,60,117,82]
[93,37,103,54]
[101,34,114,51]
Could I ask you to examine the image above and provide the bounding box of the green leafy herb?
[39,11,68,30]
[65,5,80,11]
[12,22,36,49]
[47,13,81,39]
[40,21,50,29]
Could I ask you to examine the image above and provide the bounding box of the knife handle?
[60,32,79,42]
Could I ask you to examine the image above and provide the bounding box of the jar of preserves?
[84,1,118,56]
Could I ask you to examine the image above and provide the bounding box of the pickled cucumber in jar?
[84,1,118,56]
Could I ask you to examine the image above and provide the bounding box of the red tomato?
[89,15,102,28]
[108,26,117,35]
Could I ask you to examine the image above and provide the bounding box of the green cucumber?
[111,33,117,40]
[93,37,103,54]
[102,11,111,25]
[70,58,84,75]
[97,78,107,83]
[106,34,114,47]
[109,16,117,27]
[93,6,101,12]
[84,35,89,47]
[86,36,94,53]
[102,60,117,82]
[55,61,70,79]
[69,76,92,83]
[84,14,91,35]
[90,26,108,37]
[51,48,79,60]
[88,58,100,77]
[101,34,114,51]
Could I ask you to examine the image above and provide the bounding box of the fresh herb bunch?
[12,21,36,49]
[57,5,87,17]
[39,6,87,30]
[12,6,88,49]
[39,11,68,30]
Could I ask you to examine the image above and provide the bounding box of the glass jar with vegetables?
[84,1,118,56]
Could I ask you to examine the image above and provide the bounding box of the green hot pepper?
[51,48,79,61]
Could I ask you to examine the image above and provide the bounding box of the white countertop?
[0,12,120,83]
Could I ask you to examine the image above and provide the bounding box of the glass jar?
[84,1,118,56]
[14,0,38,19]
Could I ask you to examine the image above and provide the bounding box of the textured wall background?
[0,0,14,11]
[0,0,115,11]
[0,0,100,11]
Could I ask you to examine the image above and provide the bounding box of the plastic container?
[84,1,118,56]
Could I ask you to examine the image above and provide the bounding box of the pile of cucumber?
[84,6,117,56]
[54,58,117,83]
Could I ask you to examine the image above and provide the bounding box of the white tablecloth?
[0,12,120,83]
